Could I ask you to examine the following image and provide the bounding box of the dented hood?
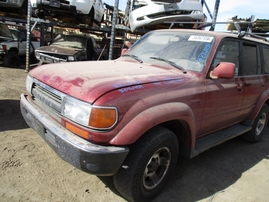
[30,59,185,103]
[36,45,82,55]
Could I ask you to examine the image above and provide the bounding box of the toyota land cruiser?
[20,29,269,202]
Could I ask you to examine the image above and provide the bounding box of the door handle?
[236,83,243,91]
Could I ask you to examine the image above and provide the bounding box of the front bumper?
[20,94,129,176]
[129,12,204,32]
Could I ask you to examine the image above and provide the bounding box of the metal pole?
[108,0,119,60]
[202,0,213,20]
[247,15,255,33]
[209,0,221,31]
[25,0,32,72]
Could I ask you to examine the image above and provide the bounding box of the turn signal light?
[89,108,117,129]
[65,122,89,139]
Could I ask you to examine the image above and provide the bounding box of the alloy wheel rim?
[143,147,171,190]
[256,112,266,136]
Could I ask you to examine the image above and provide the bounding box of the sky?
[103,0,269,31]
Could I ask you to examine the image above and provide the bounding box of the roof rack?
[234,22,269,42]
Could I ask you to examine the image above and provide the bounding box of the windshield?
[124,31,214,72]
[52,35,87,49]
[9,29,19,40]
[0,23,13,39]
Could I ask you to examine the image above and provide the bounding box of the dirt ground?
[0,66,269,202]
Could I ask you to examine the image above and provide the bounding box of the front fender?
[109,102,196,146]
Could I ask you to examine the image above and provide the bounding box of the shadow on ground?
[0,99,28,132]
[99,128,269,202]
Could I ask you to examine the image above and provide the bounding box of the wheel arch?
[89,7,94,18]
[8,47,19,54]
[110,102,196,157]
[159,119,192,158]
[243,90,269,125]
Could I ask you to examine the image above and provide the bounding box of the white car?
[125,0,204,32]
[0,23,40,67]
[31,0,105,26]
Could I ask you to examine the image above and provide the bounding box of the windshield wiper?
[122,54,143,63]
[150,56,187,74]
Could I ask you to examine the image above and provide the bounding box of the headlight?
[0,45,7,53]
[62,96,118,129]
[192,10,202,14]
[62,96,91,126]
[26,75,34,95]
[68,56,75,61]
[35,51,40,59]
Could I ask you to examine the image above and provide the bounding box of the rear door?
[238,41,264,120]
[260,45,269,94]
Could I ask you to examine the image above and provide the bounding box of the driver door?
[199,39,244,136]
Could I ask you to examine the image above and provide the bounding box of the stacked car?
[30,0,105,26]
[125,0,204,31]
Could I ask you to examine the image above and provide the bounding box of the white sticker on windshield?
[188,35,214,42]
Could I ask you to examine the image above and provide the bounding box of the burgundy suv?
[20,29,269,202]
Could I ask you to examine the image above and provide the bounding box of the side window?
[212,40,240,75]
[242,43,259,75]
[19,31,26,41]
[262,47,269,73]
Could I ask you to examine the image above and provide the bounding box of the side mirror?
[210,62,235,79]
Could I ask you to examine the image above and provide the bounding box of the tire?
[113,126,179,202]
[3,51,20,68]
[81,15,92,25]
[241,104,269,143]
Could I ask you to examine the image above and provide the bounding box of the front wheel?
[113,126,179,202]
[3,51,20,68]
[241,104,269,142]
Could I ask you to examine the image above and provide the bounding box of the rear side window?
[242,43,260,75]
[262,47,269,73]
[19,31,26,41]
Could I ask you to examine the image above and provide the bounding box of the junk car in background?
[31,0,105,26]
[34,34,98,64]
[125,0,204,32]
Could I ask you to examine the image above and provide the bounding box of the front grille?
[31,81,65,118]
[147,10,192,19]
[46,53,67,60]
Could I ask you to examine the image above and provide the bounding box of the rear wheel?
[82,9,94,26]
[113,126,179,202]
[241,104,269,142]
[82,15,92,25]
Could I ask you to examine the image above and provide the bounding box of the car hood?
[30,59,189,103]
[36,45,83,55]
